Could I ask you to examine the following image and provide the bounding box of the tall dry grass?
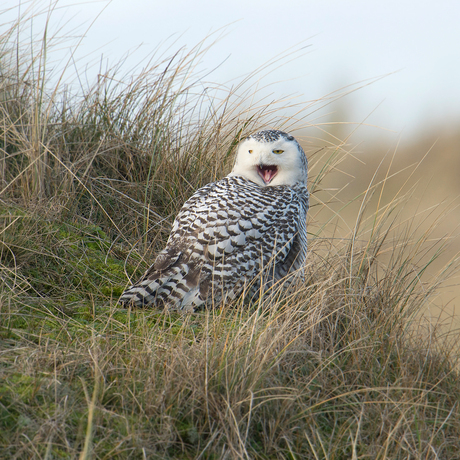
[1,3,460,459]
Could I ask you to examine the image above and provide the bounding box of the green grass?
[1,4,460,459]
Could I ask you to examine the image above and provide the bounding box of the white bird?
[119,129,309,311]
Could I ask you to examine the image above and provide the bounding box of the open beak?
[257,164,278,184]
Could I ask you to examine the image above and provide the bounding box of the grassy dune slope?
[1,6,459,459]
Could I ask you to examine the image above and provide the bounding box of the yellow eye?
[273,149,284,154]
[248,150,253,154]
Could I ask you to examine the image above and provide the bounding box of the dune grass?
[1,5,460,459]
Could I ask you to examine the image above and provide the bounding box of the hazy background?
[10,0,459,135]
[5,0,460,319]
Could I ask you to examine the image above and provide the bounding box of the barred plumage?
[119,130,309,310]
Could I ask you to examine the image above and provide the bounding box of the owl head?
[230,130,308,187]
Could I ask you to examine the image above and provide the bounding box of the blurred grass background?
[308,115,460,326]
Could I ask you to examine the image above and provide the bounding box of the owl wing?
[121,177,308,308]
[155,178,305,284]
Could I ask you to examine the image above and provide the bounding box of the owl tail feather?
[118,278,164,307]
[119,269,204,311]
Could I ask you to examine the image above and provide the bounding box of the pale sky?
[7,0,460,139]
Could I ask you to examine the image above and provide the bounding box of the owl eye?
[272,149,284,155]
[248,150,253,154]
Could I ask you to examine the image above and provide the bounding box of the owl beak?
[257,164,278,184]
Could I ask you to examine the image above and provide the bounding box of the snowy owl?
[119,129,309,310]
